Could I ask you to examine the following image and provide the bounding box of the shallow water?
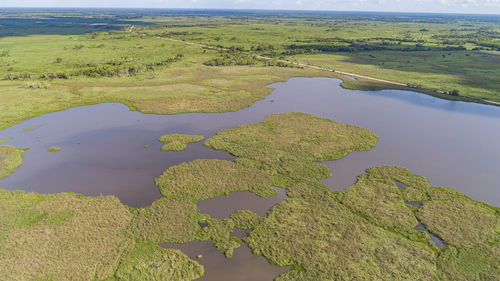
[160,241,289,281]
[1,77,499,280]
[405,201,425,207]
[198,187,287,218]
[1,77,499,207]
[394,180,408,190]
[414,223,446,248]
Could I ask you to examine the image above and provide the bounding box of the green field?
[0,146,24,179]
[0,10,500,131]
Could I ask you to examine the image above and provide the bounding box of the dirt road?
[157,36,499,107]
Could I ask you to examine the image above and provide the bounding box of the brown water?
[160,241,289,281]
[1,77,498,207]
[1,77,500,280]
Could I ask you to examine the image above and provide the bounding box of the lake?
[1,77,499,280]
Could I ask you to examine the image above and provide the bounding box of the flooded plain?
[160,241,289,281]
[1,77,500,280]
[1,77,499,207]
[197,187,287,218]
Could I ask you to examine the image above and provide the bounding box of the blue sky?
[1,0,500,14]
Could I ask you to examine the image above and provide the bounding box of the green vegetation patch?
[247,190,439,280]
[155,159,276,200]
[366,166,432,202]
[0,137,11,144]
[195,216,241,258]
[0,192,133,281]
[0,28,333,131]
[114,241,204,281]
[1,103,499,281]
[158,134,205,144]
[158,134,204,152]
[417,188,500,247]
[438,245,500,281]
[246,165,500,280]
[205,112,378,163]
[340,167,419,230]
[280,161,332,181]
[0,145,24,179]
[160,141,188,152]
[131,198,198,243]
[230,210,263,230]
[47,146,61,152]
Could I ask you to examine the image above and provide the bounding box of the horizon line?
[0,7,499,16]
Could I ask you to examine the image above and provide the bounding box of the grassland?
[1,11,499,132]
[0,190,206,281]
[0,25,335,131]
[205,112,378,163]
[113,241,204,281]
[0,191,134,281]
[130,198,198,243]
[158,134,204,152]
[0,145,24,178]
[134,13,500,103]
[155,159,276,200]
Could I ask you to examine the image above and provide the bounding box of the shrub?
[24,81,50,89]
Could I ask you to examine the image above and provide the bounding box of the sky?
[1,0,500,15]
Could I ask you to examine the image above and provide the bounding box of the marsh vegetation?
[1,10,500,130]
[1,112,499,280]
[0,8,499,281]
[158,134,204,152]
[0,146,24,179]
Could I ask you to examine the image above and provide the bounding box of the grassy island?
[205,113,500,281]
[2,11,500,131]
[0,113,499,280]
[158,134,204,152]
[1,8,500,281]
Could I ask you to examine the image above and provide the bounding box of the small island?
[158,134,204,152]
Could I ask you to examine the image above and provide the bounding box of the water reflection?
[1,77,499,207]
[160,241,289,281]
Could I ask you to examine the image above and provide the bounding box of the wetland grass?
[205,112,378,164]
[0,113,498,280]
[2,10,500,281]
[0,137,11,144]
[158,134,204,152]
[2,11,500,133]
[230,210,263,230]
[205,113,500,280]
[0,145,24,179]
[155,159,276,200]
[113,241,204,281]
